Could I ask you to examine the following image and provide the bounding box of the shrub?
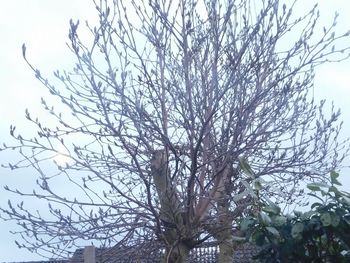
[241,171,350,262]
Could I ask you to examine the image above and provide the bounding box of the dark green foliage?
[241,172,350,262]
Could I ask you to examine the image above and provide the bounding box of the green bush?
[240,171,350,262]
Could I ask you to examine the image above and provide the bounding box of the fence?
[70,242,258,263]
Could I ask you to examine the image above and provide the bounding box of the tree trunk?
[152,150,191,263]
[218,237,234,263]
[215,208,235,263]
[162,242,190,263]
[208,201,236,263]
[215,165,236,263]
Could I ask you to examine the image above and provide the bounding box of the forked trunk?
[151,150,192,263]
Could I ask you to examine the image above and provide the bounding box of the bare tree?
[1,0,350,262]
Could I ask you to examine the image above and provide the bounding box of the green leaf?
[331,213,340,227]
[342,196,350,206]
[320,213,332,226]
[332,178,342,186]
[254,179,263,191]
[330,171,342,186]
[232,189,250,202]
[307,182,329,191]
[262,204,281,215]
[329,185,341,196]
[251,230,265,246]
[307,184,320,191]
[258,212,271,226]
[291,223,304,239]
[330,170,339,180]
[266,226,280,238]
[301,211,314,220]
[239,158,255,178]
[320,189,328,196]
[240,180,258,199]
[272,215,287,227]
[240,218,255,232]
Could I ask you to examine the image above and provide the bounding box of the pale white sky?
[0,1,350,262]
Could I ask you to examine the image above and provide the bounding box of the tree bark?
[216,203,235,263]
[218,237,234,263]
[162,242,190,263]
[151,150,191,263]
[211,164,237,263]
[151,149,185,227]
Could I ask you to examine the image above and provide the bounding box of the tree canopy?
[1,0,350,262]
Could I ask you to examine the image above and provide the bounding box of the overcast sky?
[0,1,350,262]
